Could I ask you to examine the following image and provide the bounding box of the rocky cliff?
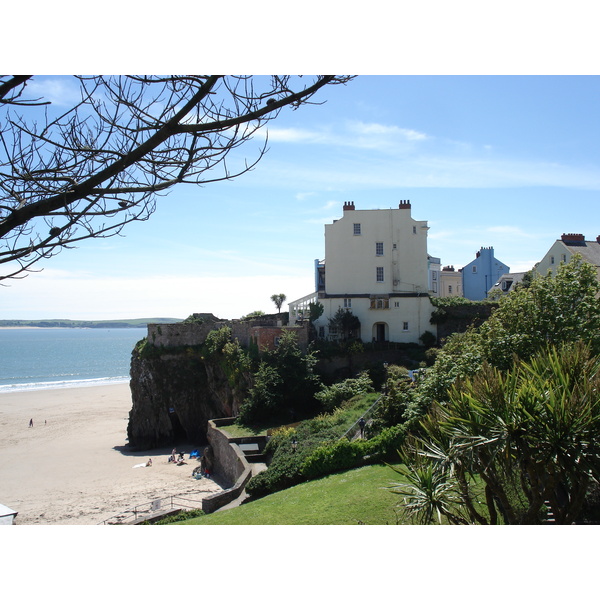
[127,343,250,450]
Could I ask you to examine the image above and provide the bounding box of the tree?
[270,293,287,313]
[0,75,352,280]
[418,255,600,403]
[238,330,320,425]
[328,307,361,341]
[393,343,600,524]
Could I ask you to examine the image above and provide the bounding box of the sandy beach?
[0,383,223,525]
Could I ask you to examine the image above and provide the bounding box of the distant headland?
[0,318,183,329]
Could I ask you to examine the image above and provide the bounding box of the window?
[413,226,417,234]
[448,285,453,294]
[432,271,437,280]
[472,266,477,274]
[403,321,409,331]
[394,301,400,308]
[376,266,384,282]
[561,254,567,263]
[550,256,555,265]
[375,242,384,256]
[432,282,438,293]
[353,223,361,235]
[274,337,281,347]
[344,298,352,309]
[318,326,325,338]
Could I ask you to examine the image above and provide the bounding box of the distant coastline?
[0,318,182,329]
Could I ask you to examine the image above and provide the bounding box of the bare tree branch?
[0,75,354,280]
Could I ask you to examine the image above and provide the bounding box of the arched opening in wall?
[168,408,188,444]
[373,322,388,343]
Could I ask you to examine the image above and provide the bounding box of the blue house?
[461,246,510,301]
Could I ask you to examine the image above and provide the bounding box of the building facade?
[289,201,435,344]
[535,233,600,281]
[439,265,463,298]
[461,246,510,301]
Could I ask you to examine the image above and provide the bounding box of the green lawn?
[177,462,407,525]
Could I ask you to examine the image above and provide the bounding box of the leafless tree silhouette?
[0,75,352,280]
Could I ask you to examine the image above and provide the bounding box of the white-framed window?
[376,266,384,282]
[375,242,384,256]
[472,265,477,273]
[448,285,453,294]
[394,301,400,308]
[550,256,555,265]
[561,254,567,263]
[403,321,409,331]
[344,298,352,309]
[413,226,417,234]
[432,271,438,280]
[353,223,361,235]
[432,282,438,293]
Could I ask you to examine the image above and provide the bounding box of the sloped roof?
[561,239,600,267]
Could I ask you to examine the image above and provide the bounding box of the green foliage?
[479,254,600,369]
[242,310,266,319]
[419,330,437,347]
[314,372,374,412]
[300,423,407,480]
[149,509,206,524]
[430,296,475,307]
[203,326,233,357]
[308,301,324,322]
[400,342,600,524]
[270,293,287,313]
[237,331,321,426]
[388,462,468,525]
[328,307,361,341]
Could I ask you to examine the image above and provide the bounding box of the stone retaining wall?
[201,418,254,514]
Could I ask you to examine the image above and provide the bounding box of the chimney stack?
[561,233,585,245]
[399,200,411,209]
[343,201,355,211]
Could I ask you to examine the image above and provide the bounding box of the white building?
[289,200,436,344]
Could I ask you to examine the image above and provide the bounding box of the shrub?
[314,372,374,412]
[300,423,407,480]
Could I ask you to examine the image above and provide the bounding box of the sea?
[0,328,146,394]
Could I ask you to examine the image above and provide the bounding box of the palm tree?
[270,293,287,313]
[395,342,600,524]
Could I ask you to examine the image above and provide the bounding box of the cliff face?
[127,346,249,450]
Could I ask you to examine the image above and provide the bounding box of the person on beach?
[29,418,33,427]
[146,458,152,467]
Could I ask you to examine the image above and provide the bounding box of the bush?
[314,372,374,412]
[300,423,408,480]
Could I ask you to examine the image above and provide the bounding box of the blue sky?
[2,75,599,321]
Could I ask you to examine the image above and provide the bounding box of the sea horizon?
[0,327,142,395]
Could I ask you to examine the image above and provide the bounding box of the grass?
[175,462,408,525]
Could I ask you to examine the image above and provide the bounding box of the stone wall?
[202,418,253,513]
[146,317,308,352]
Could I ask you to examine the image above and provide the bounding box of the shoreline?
[0,383,222,525]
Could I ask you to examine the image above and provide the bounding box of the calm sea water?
[0,328,145,393]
